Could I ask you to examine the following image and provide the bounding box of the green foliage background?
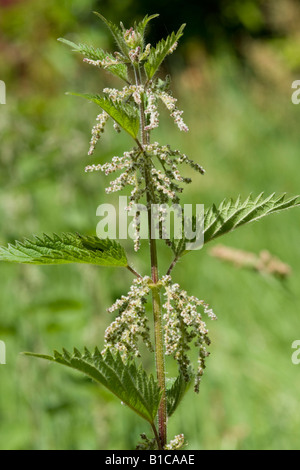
[0,0,300,449]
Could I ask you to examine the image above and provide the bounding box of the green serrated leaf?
[144,24,185,80]
[57,38,79,50]
[173,193,300,257]
[69,93,139,139]
[93,12,128,57]
[58,38,129,83]
[166,374,192,417]
[134,14,159,39]
[203,193,300,245]
[0,233,127,267]
[23,348,162,425]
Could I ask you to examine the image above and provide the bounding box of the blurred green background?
[0,0,300,450]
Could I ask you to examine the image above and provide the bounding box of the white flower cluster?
[129,46,141,63]
[142,84,188,134]
[86,139,205,209]
[85,147,148,250]
[142,142,205,205]
[102,273,216,381]
[88,111,109,156]
[122,27,151,61]
[86,136,205,249]
[123,27,142,48]
[131,209,142,252]
[103,85,143,105]
[113,121,121,133]
[144,92,159,131]
[85,148,144,197]
[157,91,189,132]
[83,56,119,69]
[102,276,153,360]
[164,434,185,450]
[168,42,178,55]
[85,154,130,175]
[161,275,217,392]
[140,43,151,61]
[151,168,176,200]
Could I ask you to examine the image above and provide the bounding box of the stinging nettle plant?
[1,13,300,450]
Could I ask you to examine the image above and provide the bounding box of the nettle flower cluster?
[102,275,216,392]
[161,276,216,392]
[91,141,205,195]
[102,276,153,359]
[78,15,216,393]
[85,83,191,156]
[85,141,205,250]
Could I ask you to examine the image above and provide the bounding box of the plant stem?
[133,64,167,449]
[151,278,167,449]
[145,176,167,449]
[126,265,142,278]
[151,422,161,449]
[166,256,179,276]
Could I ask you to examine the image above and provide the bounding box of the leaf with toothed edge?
[93,12,129,57]
[134,14,160,39]
[203,193,300,244]
[171,193,300,257]
[144,24,186,80]
[0,233,127,267]
[68,93,140,139]
[166,373,193,417]
[23,348,162,425]
[58,38,129,83]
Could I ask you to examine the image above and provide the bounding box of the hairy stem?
[151,422,161,448]
[134,64,167,449]
[126,265,142,278]
[151,280,167,448]
[166,256,179,276]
